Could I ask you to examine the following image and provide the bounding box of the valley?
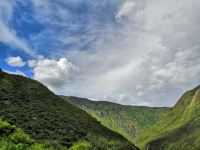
[61,96,169,143]
[0,70,138,150]
[0,70,200,150]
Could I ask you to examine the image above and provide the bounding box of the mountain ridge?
[64,96,170,109]
[61,96,169,143]
[0,70,138,149]
[2,69,200,150]
[137,85,200,150]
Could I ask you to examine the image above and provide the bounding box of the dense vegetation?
[2,69,199,150]
[0,70,138,150]
[137,86,200,150]
[61,96,169,143]
[0,118,55,150]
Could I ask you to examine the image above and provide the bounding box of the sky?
[0,0,200,107]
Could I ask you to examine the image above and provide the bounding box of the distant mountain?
[137,86,200,150]
[0,70,138,150]
[61,96,169,143]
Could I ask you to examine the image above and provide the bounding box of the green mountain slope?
[0,70,138,150]
[61,96,169,143]
[137,86,200,150]
[0,118,53,150]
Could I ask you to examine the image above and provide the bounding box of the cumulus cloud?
[28,57,77,91]
[14,0,199,106]
[57,0,200,106]
[6,56,26,67]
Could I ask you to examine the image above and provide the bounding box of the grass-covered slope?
[0,70,138,150]
[137,86,200,150]
[61,96,169,143]
[0,118,55,150]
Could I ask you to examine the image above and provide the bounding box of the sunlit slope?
[138,86,200,150]
[0,70,138,150]
[61,96,169,143]
[0,118,54,150]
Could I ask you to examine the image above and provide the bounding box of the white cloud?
[137,91,145,97]
[59,0,200,106]
[0,0,13,21]
[6,56,26,67]
[0,1,35,56]
[135,101,152,106]
[27,60,37,68]
[28,57,77,92]
[32,0,72,25]
[26,0,200,106]
[118,94,129,102]
[0,23,35,56]
[116,0,139,21]
[5,70,27,77]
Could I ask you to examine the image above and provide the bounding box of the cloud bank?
[2,0,200,106]
[57,0,200,106]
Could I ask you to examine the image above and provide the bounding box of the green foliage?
[62,96,169,143]
[0,71,138,150]
[0,118,38,150]
[9,129,34,145]
[0,119,15,135]
[86,133,136,150]
[137,86,200,150]
[68,140,91,150]
[0,139,24,150]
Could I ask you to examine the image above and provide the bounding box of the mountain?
[0,118,48,150]
[0,70,138,150]
[137,85,200,150]
[61,96,169,143]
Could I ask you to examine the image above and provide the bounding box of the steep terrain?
[61,96,169,143]
[0,70,138,150]
[0,118,50,150]
[137,86,200,150]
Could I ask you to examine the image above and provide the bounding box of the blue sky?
[0,0,122,76]
[1,0,200,106]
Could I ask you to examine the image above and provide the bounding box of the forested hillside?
[62,96,169,143]
[0,70,138,150]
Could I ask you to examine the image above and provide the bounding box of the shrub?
[9,129,34,145]
[69,140,91,150]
